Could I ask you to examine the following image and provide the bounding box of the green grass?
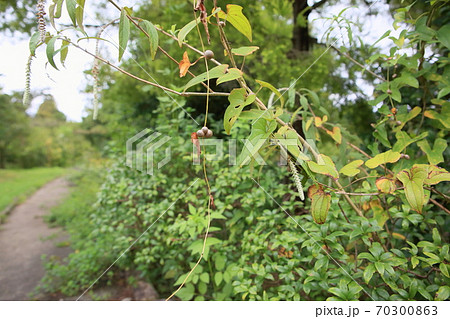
[0,167,67,212]
[45,169,101,228]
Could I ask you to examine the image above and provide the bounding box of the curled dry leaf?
[194,0,210,44]
[179,51,191,77]
[191,132,201,159]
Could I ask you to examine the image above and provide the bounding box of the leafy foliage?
[27,0,449,301]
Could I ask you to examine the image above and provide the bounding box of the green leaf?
[365,150,401,169]
[231,46,259,56]
[392,131,428,153]
[140,20,159,60]
[256,80,284,108]
[214,272,223,286]
[118,8,131,62]
[397,166,427,213]
[393,72,419,88]
[437,24,450,50]
[375,262,385,276]
[395,106,421,131]
[437,87,450,99]
[417,138,447,165]
[60,40,69,66]
[76,0,85,32]
[363,264,376,283]
[217,4,252,42]
[224,88,256,134]
[46,36,59,70]
[217,68,243,85]
[29,31,40,55]
[435,286,450,300]
[177,18,200,47]
[411,256,419,269]
[66,0,77,27]
[215,255,226,271]
[237,119,276,166]
[176,283,195,300]
[200,272,210,284]
[311,190,331,224]
[183,64,228,91]
[239,109,273,120]
[339,160,363,177]
[307,154,339,179]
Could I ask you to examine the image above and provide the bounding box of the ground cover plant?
[26,0,449,300]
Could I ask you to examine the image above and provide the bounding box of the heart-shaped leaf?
[217,4,252,42]
[339,160,364,177]
[397,166,427,213]
[365,150,401,169]
[375,177,397,194]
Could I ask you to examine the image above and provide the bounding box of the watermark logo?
[127,129,319,174]
[126,129,171,175]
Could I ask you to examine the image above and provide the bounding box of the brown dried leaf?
[179,51,191,77]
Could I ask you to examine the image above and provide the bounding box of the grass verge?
[0,167,67,214]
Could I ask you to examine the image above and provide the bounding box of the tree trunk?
[292,0,312,52]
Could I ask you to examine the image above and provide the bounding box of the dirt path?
[0,177,71,300]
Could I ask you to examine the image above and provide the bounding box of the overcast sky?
[0,0,393,122]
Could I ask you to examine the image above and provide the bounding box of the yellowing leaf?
[339,160,364,177]
[365,150,401,169]
[314,116,323,127]
[231,46,259,56]
[414,164,450,185]
[397,166,427,213]
[424,110,450,129]
[392,232,406,240]
[307,154,339,179]
[217,4,252,42]
[370,199,389,227]
[375,177,397,194]
[326,126,342,144]
[179,51,191,77]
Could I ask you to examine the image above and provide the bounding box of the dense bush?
[35,0,449,301]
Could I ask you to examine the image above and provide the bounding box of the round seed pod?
[196,129,205,137]
[202,126,209,134]
[219,21,226,27]
[205,129,213,138]
[396,120,402,125]
[204,50,214,60]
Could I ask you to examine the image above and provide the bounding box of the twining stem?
[69,41,228,97]
[166,144,213,301]
[330,45,386,82]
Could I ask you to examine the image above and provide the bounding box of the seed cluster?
[23,54,33,106]
[196,126,213,138]
[37,0,47,43]
[288,158,305,201]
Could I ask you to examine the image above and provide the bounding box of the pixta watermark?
[126,129,318,175]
